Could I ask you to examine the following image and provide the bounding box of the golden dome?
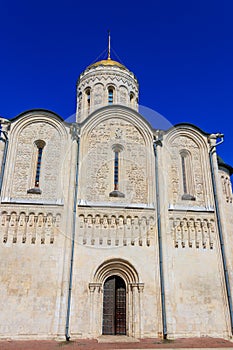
[87,58,126,70]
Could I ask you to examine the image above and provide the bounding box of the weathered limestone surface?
[0,59,232,341]
[69,243,162,338]
[77,63,138,123]
[79,117,151,204]
[0,228,66,338]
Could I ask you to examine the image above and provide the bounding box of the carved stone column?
[138,283,144,338]
[129,282,144,338]
[89,283,95,336]
[130,283,137,337]
[89,282,102,337]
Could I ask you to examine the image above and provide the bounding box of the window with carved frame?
[180,150,195,200]
[109,144,125,198]
[27,139,46,194]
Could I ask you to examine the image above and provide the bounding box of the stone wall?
[0,208,62,245]
[161,127,231,338]
[0,108,233,340]
[217,168,233,330]
[79,111,155,206]
[77,64,139,122]
[166,130,213,208]
[0,206,66,339]
[1,112,69,204]
[0,112,71,339]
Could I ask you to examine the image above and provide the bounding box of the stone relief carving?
[11,122,62,200]
[119,86,128,104]
[79,72,138,94]
[126,164,147,203]
[84,119,148,203]
[88,120,144,149]
[78,214,154,247]
[170,165,179,204]
[0,211,61,245]
[170,217,215,249]
[95,163,110,196]
[169,135,205,205]
[171,136,199,149]
[221,175,233,203]
[115,128,123,139]
[93,84,103,105]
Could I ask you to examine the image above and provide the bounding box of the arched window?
[34,140,46,188]
[109,144,125,198]
[108,88,114,105]
[130,92,134,106]
[85,89,91,113]
[180,150,195,200]
[27,140,46,194]
[112,149,119,190]
[181,152,188,195]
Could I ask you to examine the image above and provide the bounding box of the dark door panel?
[102,276,126,335]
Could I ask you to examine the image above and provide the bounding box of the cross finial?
[108,30,111,60]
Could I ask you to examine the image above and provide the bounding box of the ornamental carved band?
[0,211,61,245]
[170,217,215,249]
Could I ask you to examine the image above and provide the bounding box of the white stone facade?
[0,57,233,341]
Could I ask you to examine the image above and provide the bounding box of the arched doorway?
[89,259,144,338]
[102,275,126,335]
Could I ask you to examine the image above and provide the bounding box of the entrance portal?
[102,276,126,335]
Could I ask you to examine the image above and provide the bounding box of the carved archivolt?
[0,211,61,245]
[93,258,140,285]
[89,258,144,338]
[78,214,155,247]
[169,217,215,249]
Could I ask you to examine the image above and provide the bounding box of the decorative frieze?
[78,214,155,247]
[169,217,215,249]
[0,210,61,245]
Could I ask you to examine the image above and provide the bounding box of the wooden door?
[102,276,126,335]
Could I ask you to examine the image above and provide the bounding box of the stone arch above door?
[92,258,140,286]
[88,259,144,338]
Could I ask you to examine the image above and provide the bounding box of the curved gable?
[2,110,69,202]
[78,105,155,206]
[164,124,212,208]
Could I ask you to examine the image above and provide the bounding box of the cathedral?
[0,47,233,341]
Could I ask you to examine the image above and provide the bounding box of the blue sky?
[1,0,233,167]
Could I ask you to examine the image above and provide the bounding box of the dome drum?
[76,59,139,122]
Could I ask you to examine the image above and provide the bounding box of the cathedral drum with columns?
[0,49,233,341]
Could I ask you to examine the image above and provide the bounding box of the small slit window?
[86,89,91,113]
[108,88,114,105]
[130,92,134,106]
[181,154,188,194]
[109,144,125,198]
[27,140,45,194]
[180,150,195,201]
[34,140,45,188]
[35,147,42,187]
[114,150,119,191]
